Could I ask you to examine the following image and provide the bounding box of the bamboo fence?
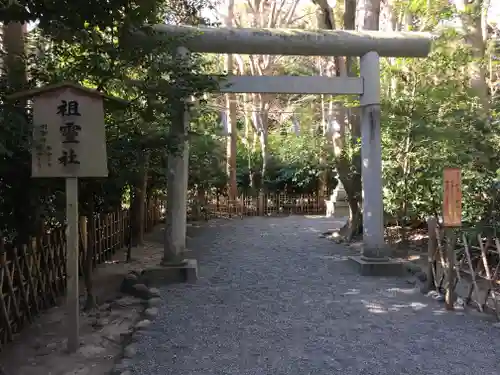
[0,201,163,350]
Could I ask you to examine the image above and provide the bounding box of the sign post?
[443,167,462,228]
[442,167,462,310]
[7,82,125,352]
[66,176,79,351]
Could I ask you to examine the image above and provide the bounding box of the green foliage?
[266,130,333,193]
[189,110,227,193]
[0,0,218,239]
[381,34,500,225]
[233,125,336,195]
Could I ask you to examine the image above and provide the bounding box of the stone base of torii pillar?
[348,255,405,276]
[328,182,404,276]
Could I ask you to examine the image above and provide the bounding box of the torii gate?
[141,24,432,276]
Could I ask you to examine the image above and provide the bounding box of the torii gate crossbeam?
[151,24,432,57]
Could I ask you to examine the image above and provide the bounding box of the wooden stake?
[444,228,456,310]
[65,177,79,352]
[424,217,437,292]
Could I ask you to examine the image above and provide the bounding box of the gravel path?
[129,216,499,375]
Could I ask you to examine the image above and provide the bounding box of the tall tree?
[312,0,366,240]
[458,0,490,114]
[224,0,238,201]
[233,0,301,191]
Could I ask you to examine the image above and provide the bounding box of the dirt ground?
[0,226,172,375]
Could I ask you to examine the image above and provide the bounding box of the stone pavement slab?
[128,216,500,375]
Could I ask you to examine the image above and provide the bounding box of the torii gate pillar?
[350,51,405,276]
[359,51,385,255]
[162,47,193,271]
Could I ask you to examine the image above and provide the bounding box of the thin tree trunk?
[3,22,31,241]
[131,151,150,246]
[259,125,269,190]
[459,0,489,115]
[225,0,238,201]
[3,22,27,92]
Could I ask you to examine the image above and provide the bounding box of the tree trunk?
[225,0,238,201]
[459,0,489,115]
[130,151,150,246]
[195,186,206,220]
[313,0,364,240]
[358,0,381,30]
[3,22,27,92]
[3,22,31,241]
[259,127,269,191]
[318,56,331,198]
[254,94,270,192]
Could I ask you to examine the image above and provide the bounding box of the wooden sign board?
[7,82,128,352]
[31,85,108,178]
[443,168,462,227]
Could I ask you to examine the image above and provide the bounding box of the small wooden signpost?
[443,167,462,228]
[8,82,126,352]
[442,167,462,310]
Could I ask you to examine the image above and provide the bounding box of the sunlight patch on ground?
[388,304,409,311]
[343,288,361,295]
[386,287,419,295]
[315,255,349,262]
[410,302,428,310]
[407,254,421,261]
[303,215,348,227]
[387,302,428,312]
[304,227,321,233]
[433,309,448,315]
[361,299,428,313]
[361,300,387,314]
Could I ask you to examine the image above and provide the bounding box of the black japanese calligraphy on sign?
[35,124,53,168]
[37,123,48,147]
[57,100,81,117]
[36,145,53,167]
[46,146,53,166]
[39,123,48,136]
[57,99,82,169]
[60,122,82,144]
[58,148,80,166]
[37,145,53,168]
[443,168,462,227]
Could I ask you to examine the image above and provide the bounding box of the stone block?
[348,255,405,277]
[333,204,349,218]
[143,259,198,286]
[184,259,198,283]
[129,283,151,299]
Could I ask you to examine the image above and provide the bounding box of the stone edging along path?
[111,271,163,375]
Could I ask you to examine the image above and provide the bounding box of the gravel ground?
[129,216,500,375]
